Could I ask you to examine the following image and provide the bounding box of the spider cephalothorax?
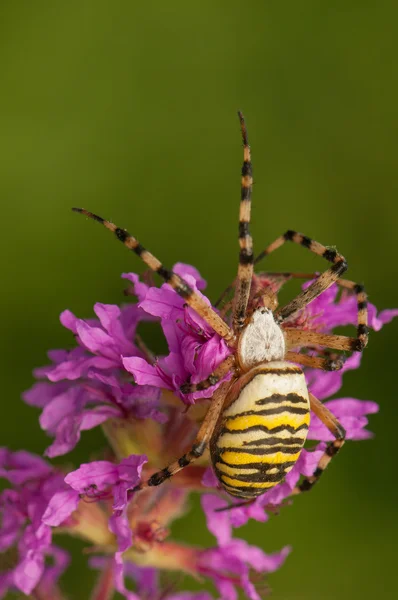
[73,112,368,503]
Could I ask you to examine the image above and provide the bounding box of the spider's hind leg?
[133,381,230,493]
[292,393,346,495]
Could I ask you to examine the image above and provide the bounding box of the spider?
[73,112,369,503]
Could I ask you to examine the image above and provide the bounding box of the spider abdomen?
[210,361,310,499]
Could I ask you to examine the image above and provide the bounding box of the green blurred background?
[0,1,397,598]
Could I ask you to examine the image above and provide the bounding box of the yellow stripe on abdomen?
[225,412,310,431]
[220,475,276,489]
[221,449,302,465]
[216,462,260,477]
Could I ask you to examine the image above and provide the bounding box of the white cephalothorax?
[238,308,285,370]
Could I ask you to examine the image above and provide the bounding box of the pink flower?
[23,300,164,457]
[11,261,397,598]
[0,450,70,596]
[43,454,147,557]
[199,495,290,599]
[90,557,214,600]
[123,264,232,403]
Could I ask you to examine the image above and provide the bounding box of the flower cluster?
[1,264,396,599]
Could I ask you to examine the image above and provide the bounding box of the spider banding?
[74,112,368,503]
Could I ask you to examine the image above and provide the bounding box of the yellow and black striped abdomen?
[210,361,310,499]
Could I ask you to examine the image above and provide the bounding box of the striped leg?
[232,112,254,332]
[180,355,236,394]
[286,329,366,354]
[292,393,346,495]
[267,271,369,351]
[132,381,231,492]
[73,208,235,343]
[285,351,345,371]
[254,231,348,322]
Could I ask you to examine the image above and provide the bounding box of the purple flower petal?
[139,285,185,319]
[109,511,132,553]
[121,272,150,302]
[0,449,51,485]
[12,548,44,595]
[22,381,68,409]
[59,309,80,334]
[113,553,141,600]
[47,354,116,382]
[374,308,398,330]
[64,455,147,513]
[41,489,79,526]
[201,495,232,546]
[168,594,214,600]
[308,398,379,441]
[173,263,207,290]
[123,356,171,389]
[65,461,121,492]
[307,352,362,400]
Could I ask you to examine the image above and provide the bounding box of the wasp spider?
[73,112,368,503]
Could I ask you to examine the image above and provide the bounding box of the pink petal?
[43,416,82,458]
[375,308,398,329]
[59,309,80,334]
[324,398,379,418]
[201,495,232,546]
[0,449,51,485]
[121,272,150,302]
[41,489,79,526]
[80,406,121,431]
[139,286,184,319]
[308,398,378,441]
[123,356,170,389]
[191,335,231,383]
[75,321,118,359]
[173,263,207,290]
[13,551,44,595]
[93,303,121,332]
[65,461,119,492]
[22,381,66,408]
[109,511,132,552]
[47,355,116,381]
[307,352,362,400]
[229,538,291,573]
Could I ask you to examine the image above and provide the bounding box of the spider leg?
[257,231,347,323]
[180,356,236,394]
[286,329,367,353]
[292,392,346,495]
[132,381,230,492]
[253,232,348,322]
[285,351,345,371]
[73,208,235,343]
[267,271,368,351]
[232,112,254,332]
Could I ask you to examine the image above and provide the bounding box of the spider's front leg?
[73,208,235,343]
[254,231,348,322]
[132,380,231,492]
[292,393,346,495]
